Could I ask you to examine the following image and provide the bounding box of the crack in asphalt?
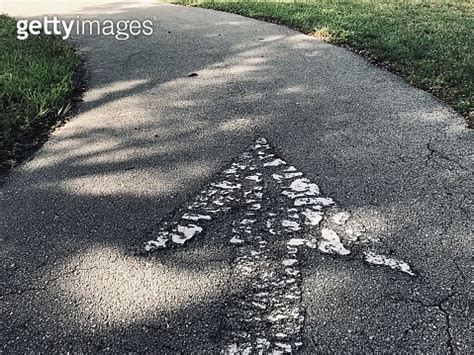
[439,300,455,355]
[386,291,457,354]
[452,260,467,281]
[425,139,473,173]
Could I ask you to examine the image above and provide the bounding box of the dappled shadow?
[1,2,472,352]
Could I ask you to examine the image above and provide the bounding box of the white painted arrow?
[144,137,415,354]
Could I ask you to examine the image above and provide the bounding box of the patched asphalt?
[1,1,472,353]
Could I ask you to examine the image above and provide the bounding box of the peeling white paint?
[305,239,317,249]
[285,268,300,276]
[330,211,351,225]
[317,197,334,206]
[230,236,244,244]
[345,223,364,241]
[282,220,301,231]
[172,224,203,244]
[245,174,262,182]
[213,181,242,190]
[275,343,292,352]
[285,172,303,178]
[318,228,350,255]
[272,172,304,181]
[182,213,211,221]
[294,197,334,207]
[223,167,237,175]
[282,190,303,199]
[272,173,284,182]
[212,200,225,206]
[170,233,187,244]
[259,154,275,160]
[233,162,248,170]
[264,158,286,167]
[145,235,168,250]
[252,302,267,310]
[364,252,415,276]
[288,178,320,196]
[287,238,307,246]
[282,259,298,266]
[302,209,323,226]
[227,343,251,355]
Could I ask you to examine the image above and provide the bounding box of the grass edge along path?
[174,0,473,126]
[0,14,83,174]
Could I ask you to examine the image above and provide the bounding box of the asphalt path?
[1,1,472,353]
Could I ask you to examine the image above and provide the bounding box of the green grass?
[174,0,473,122]
[0,15,79,168]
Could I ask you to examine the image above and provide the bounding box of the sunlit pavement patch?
[144,138,415,352]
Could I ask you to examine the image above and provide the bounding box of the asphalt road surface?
[1,1,472,353]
